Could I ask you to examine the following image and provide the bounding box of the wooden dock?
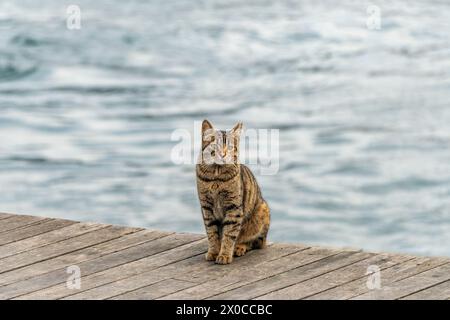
[0,212,449,300]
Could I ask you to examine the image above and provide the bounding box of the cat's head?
[200,119,243,165]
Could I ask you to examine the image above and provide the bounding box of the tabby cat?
[196,119,270,264]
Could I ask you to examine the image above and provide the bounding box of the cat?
[196,119,270,264]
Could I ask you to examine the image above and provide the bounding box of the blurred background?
[0,0,449,256]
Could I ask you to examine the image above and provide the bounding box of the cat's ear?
[231,121,243,136]
[202,119,214,133]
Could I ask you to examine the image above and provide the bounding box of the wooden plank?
[157,245,318,300]
[51,242,299,300]
[255,253,414,299]
[0,219,76,246]
[0,215,48,233]
[159,246,357,300]
[173,243,310,285]
[0,213,14,220]
[0,229,167,287]
[352,262,450,300]
[4,233,202,299]
[1,213,449,300]
[15,237,207,300]
[110,279,196,300]
[307,256,449,300]
[401,280,450,300]
[0,222,108,259]
[60,234,205,300]
[203,251,373,300]
[0,225,138,274]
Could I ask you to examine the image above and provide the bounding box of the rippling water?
[1,0,450,256]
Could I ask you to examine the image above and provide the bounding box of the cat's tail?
[250,201,270,249]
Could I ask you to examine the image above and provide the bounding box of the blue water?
[1,0,450,257]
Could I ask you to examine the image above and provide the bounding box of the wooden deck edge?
[0,212,449,300]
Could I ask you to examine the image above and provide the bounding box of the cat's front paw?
[215,254,233,265]
[205,251,218,261]
[234,244,247,257]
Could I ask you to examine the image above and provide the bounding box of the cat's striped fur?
[196,120,270,264]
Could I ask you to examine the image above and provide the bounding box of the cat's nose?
[219,149,227,158]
